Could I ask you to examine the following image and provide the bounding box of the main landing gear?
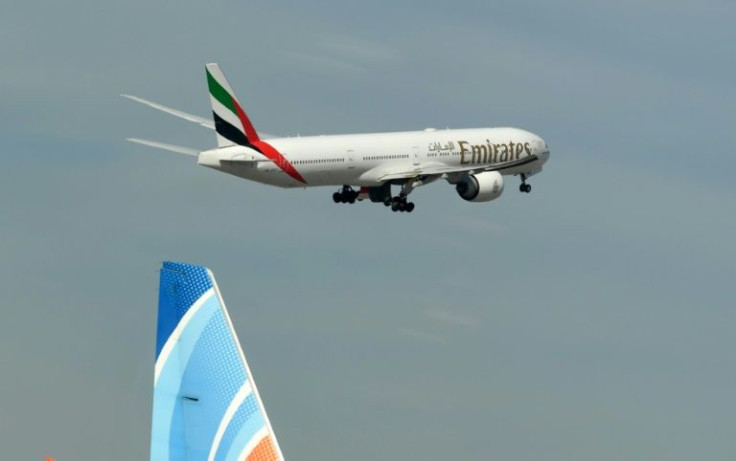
[385,182,415,212]
[519,174,532,193]
[332,183,416,213]
[387,196,415,213]
[333,185,358,204]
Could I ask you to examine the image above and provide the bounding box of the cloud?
[398,308,482,346]
[284,51,366,75]
[320,35,401,63]
[285,34,400,76]
[425,309,481,329]
[397,327,448,345]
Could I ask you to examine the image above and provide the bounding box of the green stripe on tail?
[206,69,237,115]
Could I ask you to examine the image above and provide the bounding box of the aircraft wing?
[377,154,540,181]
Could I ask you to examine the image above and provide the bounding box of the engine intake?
[456,171,504,202]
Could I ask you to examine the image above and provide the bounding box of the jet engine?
[455,171,504,202]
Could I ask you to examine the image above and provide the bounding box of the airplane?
[153,261,284,460]
[125,63,550,212]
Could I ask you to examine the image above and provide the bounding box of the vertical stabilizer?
[151,261,284,461]
[206,63,260,148]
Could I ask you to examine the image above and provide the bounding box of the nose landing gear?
[519,174,532,193]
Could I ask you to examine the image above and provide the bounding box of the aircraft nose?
[537,137,550,160]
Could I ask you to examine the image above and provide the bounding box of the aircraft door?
[347,149,355,169]
[413,146,420,165]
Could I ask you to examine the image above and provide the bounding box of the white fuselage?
[198,127,549,188]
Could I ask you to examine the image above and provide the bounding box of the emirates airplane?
[125,64,550,212]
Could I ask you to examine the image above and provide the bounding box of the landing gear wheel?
[383,197,392,207]
[389,196,414,213]
[333,186,359,204]
[519,174,532,193]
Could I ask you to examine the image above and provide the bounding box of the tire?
[333,192,341,203]
[406,202,415,212]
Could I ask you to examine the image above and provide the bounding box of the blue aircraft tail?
[151,261,284,461]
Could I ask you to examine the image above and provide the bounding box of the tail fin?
[206,63,261,148]
[152,261,284,461]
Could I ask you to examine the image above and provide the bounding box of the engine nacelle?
[455,171,504,202]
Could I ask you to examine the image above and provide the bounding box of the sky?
[1,1,735,460]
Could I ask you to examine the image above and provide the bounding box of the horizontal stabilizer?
[123,93,278,139]
[122,94,215,129]
[127,138,199,156]
[120,94,215,130]
[227,153,274,163]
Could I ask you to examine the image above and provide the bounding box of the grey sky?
[1,1,734,460]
